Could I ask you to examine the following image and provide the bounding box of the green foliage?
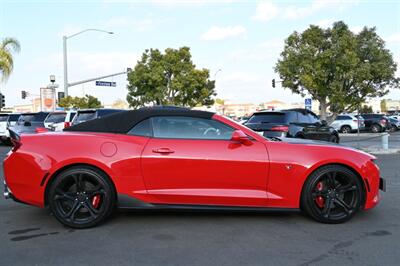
[380,99,387,112]
[127,47,216,108]
[275,21,399,120]
[360,105,373,114]
[0,37,20,82]
[59,95,102,109]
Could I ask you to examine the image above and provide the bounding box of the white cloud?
[315,19,335,28]
[252,0,279,22]
[350,26,364,34]
[386,33,400,44]
[201,26,246,41]
[284,0,360,20]
[229,39,283,62]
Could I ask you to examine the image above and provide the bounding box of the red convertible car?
[3,107,385,228]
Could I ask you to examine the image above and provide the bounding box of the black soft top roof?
[64,107,215,134]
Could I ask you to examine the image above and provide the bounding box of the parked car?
[3,107,384,228]
[12,112,50,134]
[389,117,400,131]
[72,108,125,126]
[0,113,21,143]
[330,114,365,133]
[360,114,391,133]
[44,111,76,131]
[244,108,340,143]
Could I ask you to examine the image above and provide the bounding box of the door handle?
[152,148,175,154]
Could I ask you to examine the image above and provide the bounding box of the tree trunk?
[319,97,328,121]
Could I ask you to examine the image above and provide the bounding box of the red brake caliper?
[91,195,101,209]
[315,181,325,208]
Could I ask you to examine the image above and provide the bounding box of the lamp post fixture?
[63,29,113,97]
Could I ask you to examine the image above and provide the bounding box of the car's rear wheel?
[48,166,116,228]
[301,165,363,223]
[340,125,352,134]
[371,124,381,133]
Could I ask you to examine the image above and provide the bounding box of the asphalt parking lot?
[0,144,399,266]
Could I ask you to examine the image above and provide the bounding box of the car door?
[140,116,269,207]
[297,112,318,139]
[308,113,332,141]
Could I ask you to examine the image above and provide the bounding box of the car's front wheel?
[371,124,382,133]
[48,166,116,228]
[301,165,363,223]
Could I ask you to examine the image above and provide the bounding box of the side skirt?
[117,194,300,213]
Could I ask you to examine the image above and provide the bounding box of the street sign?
[95,81,116,87]
[305,98,312,110]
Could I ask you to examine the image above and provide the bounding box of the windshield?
[247,113,286,123]
[45,113,66,123]
[75,111,96,123]
[18,113,48,124]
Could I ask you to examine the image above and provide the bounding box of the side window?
[286,112,297,123]
[298,112,310,123]
[127,119,152,137]
[69,112,76,122]
[308,113,320,123]
[151,116,234,140]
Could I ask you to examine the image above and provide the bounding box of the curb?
[358,148,400,154]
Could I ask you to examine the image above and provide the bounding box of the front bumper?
[379,177,386,192]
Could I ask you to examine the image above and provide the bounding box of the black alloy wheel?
[341,125,352,134]
[301,165,363,223]
[48,166,116,228]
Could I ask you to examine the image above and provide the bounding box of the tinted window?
[8,114,20,122]
[336,115,351,120]
[45,113,66,123]
[69,112,76,122]
[75,111,96,123]
[247,113,286,123]
[0,115,8,122]
[152,116,234,140]
[298,112,310,123]
[18,113,49,123]
[128,119,152,137]
[308,113,320,123]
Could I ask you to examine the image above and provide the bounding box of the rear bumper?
[379,177,386,192]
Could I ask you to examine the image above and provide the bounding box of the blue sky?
[1,0,399,107]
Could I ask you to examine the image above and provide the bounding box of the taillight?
[64,122,71,128]
[271,126,289,132]
[35,127,49,133]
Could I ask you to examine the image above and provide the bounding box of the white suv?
[0,113,21,143]
[331,114,365,133]
[44,111,76,131]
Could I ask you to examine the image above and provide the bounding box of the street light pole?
[62,29,113,97]
[63,36,68,97]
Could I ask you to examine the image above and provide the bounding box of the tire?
[370,124,381,133]
[329,135,339,143]
[340,125,352,134]
[301,165,363,224]
[48,166,116,229]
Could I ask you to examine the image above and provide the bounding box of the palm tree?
[0,37,21,82]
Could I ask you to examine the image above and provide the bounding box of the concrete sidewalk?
[339,131,400,154]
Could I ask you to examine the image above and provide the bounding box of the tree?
[275,21,398,122]
[59,95,102,109]
[0,37,20,82]
[360,105,373,114]
[127,47,216,108]
[380,99,387,113]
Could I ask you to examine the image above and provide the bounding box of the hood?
[277,137,376,159]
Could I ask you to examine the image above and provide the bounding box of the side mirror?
[24,121,32,127]
[231,130,249,143]
[321,120,328,126]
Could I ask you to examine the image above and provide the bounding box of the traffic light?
[272,79,276,88]
[58,91,65,101]
[21,90,27,99]
[0,93,5,109]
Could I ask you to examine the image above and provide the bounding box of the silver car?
[331,114,365,133]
